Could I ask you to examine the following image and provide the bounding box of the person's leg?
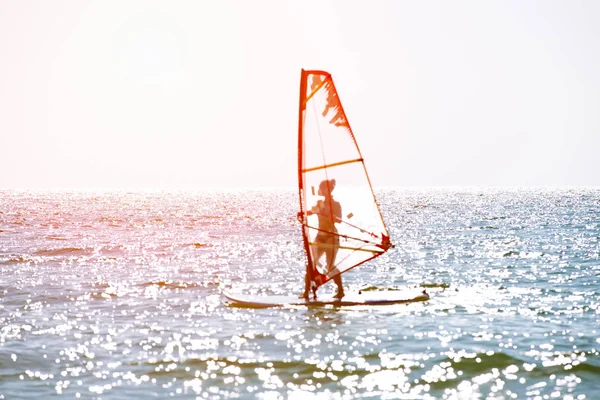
[325,238,343,298]
[300,242,324,298]
[299,268,310,299]
[332,274,344,298]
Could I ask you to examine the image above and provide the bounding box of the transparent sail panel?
[300,71,391,285]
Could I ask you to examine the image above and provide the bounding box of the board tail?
[297,69,392,289]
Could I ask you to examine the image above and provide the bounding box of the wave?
[34,247,93,256]
[355,283,449,293]
[466,225,499,230]
[0,255,29,265]
[123,349,600,393]
[0,363,24,382]
[138,280,213,289]
[424,350,600,391]
[419,282,450,289]
[441,351,523,375]
[189,243,210,248]
[128,354,367,383]
[47,236,68,241]
[98,217,124,223]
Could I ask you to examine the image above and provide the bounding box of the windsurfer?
[299,178,344,299]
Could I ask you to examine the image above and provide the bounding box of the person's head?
[318,179,336,197]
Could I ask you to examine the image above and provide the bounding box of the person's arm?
[307,200,322,215]
[298,201,321,219]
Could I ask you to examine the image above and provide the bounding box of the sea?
[0,188,599,399]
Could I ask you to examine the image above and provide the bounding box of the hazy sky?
[1,1,599,188]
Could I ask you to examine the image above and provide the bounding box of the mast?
[297,69,314,287]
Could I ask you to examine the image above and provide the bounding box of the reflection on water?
[1,188,599,398]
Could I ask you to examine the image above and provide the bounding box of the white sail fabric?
[298,70,392,287]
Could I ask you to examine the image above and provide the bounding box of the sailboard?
[225,69,429,307]
[224,289,429,308]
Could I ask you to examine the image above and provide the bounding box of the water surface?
[1,188,599,399]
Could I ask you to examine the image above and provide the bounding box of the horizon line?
[2,185,600,191]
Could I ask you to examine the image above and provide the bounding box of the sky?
[1,0,599,189]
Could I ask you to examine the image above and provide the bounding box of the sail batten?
[298,69,392,289]
[308,242,385,253]
[302,158,364,173]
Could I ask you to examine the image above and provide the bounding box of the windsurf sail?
[297,69,393,290]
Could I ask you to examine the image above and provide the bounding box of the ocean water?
[0,188,599,399]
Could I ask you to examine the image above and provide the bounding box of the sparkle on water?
[0,188,599,399]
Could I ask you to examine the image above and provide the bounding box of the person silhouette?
[299,178,344,299]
